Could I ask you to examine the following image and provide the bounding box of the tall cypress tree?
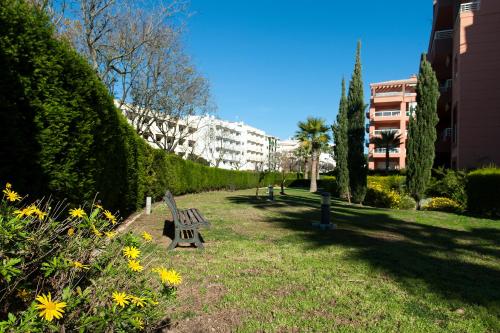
[407,54,440,208]
[347,41,367,203]
[332,78,350,202]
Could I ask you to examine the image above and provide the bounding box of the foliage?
[346,41,367,203]
[295,117,331,192]
[427,168,467,208]
[0,183,179,332]
[332,78,350,201]
[466,167,500,216]
[422,197,463,213]
[364,176,414,209]
[406,54,440,206]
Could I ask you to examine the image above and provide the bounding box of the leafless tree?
[276,151,297,195]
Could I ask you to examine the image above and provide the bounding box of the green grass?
[126,188,500,332]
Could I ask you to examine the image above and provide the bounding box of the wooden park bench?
[164,191,210,250]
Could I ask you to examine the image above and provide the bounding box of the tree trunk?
[304,157,309,180]
[385,144,390,175]
[310,150,318,192]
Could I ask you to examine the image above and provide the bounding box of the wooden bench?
[164,191,210,250]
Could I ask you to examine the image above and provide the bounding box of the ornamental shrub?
[422,197,462,213]
[466,167,500,216]
[427,168,467,208]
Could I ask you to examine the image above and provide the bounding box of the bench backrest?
[163,191,181,226]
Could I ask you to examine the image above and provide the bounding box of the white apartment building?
[278,139,336,172]
[121,107,279,171]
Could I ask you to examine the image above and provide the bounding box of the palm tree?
[371,130,402,174]
[295,133,311,179]
[295,117,331,192]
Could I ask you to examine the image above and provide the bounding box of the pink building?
[429,0,500,169]
[367,77,417,171]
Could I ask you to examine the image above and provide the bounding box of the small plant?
[422,197,463,213]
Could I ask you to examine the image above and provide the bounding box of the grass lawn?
[126,188,500,332]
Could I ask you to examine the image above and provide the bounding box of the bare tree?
[277,151,297,195]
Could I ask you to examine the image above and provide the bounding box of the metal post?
[268,185,274,201]
[146,196,152,215]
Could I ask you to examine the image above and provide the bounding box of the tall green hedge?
[0,0,287,216]
[466,168,500,216]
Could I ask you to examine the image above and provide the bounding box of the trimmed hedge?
[0,1,285,216]
[466,168,500,216]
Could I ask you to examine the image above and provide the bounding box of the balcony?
[373,148,400,154]
[374,110,401,117]
[373,129,399,136]
[460,1,480,13]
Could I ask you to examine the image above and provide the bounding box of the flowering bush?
[363,176,415,209]
[423,197,463,213]
[0,183,181,332]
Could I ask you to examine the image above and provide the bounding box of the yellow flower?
[67,228,75,237]
[103,210,117,224]
[112,291,129,307]
[142,231,153,241]
[35,293,66,322]
[153,267,182,286]
[128,259,143,272]
[132,317,144,330]
[34,208,47,220]
[123,246,140,259]
[73,261,90,270]
[104,231,116,239]
[5,183,12,189]
[14,209,25,218]
[3,188,21,202]
[91,224,102,237]
[95,203,103,210]
[129,295,147,307]
[69,207,86,218]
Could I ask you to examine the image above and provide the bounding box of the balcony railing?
[434,29,454,40]
[374,148,400,154]
[460,1,480,13]
[374,110,401,117]
[374,92,402,97]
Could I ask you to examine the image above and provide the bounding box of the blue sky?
[184,0,433,139]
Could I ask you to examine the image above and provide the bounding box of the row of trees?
[300,43,439,208]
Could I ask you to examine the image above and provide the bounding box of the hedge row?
[0,1,284,216]
[466,168,500,216]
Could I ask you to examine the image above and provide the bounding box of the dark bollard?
[268,185,274,201]
[312,192,336,230]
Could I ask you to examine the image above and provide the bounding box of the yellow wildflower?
[103,210,117,224]
[129,295,147,307]
[5,183,12,189]
[14,209,25,218]
[69,207,86,218]
[104,231,116,239]
[128,259,143,272]
[142,231,153,241]
[153,267,182,286]
[73,261,90,270]
[132,317,144,330]
[95,203,103,210]
[67,228,75,237]
[17,288,30,300]
[34,208,47,220]
[35,293,66,322]
[91,224,102,237]
[112,291,129,307]
[3,188,21,202]
[123,246,140,259]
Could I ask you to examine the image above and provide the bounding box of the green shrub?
[398,195,416,210]
[422,197,462,213]
[287,177,338,195]
[466,167,500,216]
[363,175,414,209]
[427,168,467,208]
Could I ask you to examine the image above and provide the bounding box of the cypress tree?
[406,54,440,208]
[347,41,367,203]
[332,78,350,202]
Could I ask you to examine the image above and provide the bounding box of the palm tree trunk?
[310,150,318,192]
[304,157,309,180]
[385,144,390,175]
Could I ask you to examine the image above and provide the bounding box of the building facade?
[277,139,336,173]
[122,108,279,171]
[429,0,500,169]
[367,76,417,170]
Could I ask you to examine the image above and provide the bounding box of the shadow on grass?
[226,193,500,311]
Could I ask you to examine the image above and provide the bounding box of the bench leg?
[168,229,181,251]
[193,229,204,250]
